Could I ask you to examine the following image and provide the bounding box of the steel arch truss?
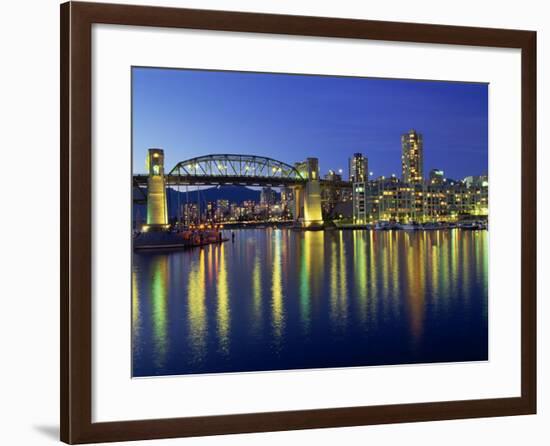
[168,154,306,186]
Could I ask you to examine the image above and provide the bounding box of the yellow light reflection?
[405,234,425,342]
[271,231,284,345]
[330,232,348,330]
[131,269,141,351]
[216,244,230,354]
[151,256,169,368]
[368,230,378,328]
[353,231,368,325]
[481,231,489,317]
[308,231,325,299]
[187,250,207,364]
[339,231,348,310]
[390,231,400,317]
[252,253,263,334]
[300,233,312,333]
[462,232,471,305]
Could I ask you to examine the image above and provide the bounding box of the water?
[132,228,488,377]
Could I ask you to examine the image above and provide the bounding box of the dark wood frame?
[60,1,537,443]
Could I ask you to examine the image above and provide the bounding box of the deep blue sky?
[132,67,488,180]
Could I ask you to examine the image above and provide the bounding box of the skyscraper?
[401,130,424,184]
[349,153,368,183]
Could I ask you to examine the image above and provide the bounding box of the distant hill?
[133,185,280,222]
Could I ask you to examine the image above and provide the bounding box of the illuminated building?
[145,148,169,230]
[349,153,368,183]
[351,131,488,224]
[352,182,367,223]
[401,130,424,184]
[181,203,199,225]
[370,177,419,223]
[424,184,447,221]
[354,175,489,224]
[215,199,230,221]
[429,169,445,185]
[229,202,240,220]
[463,175,488,188]
[206,201,215,221]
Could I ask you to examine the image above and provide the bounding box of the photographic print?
[131,67,489,378]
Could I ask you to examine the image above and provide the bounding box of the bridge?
[133,154,307,188]
[134,149,351,230]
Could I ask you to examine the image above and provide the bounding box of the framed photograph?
[61,1,537,443]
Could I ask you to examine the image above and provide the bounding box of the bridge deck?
[133,174,351,189]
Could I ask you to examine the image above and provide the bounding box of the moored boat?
[375,221,398,230]
[133,226,228,250]
[399,222,422,231]
[422,222,449,230]
[458,221,484,230]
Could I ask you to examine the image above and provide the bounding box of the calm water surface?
[132,228,488,377]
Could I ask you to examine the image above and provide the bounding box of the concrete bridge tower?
[293,157,324,229]
[145,148,169,230]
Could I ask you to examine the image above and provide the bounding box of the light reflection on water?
[132,228,488,377]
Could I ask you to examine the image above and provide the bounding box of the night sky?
[132,67,488,181]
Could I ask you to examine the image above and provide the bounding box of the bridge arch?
[168,154,306,185]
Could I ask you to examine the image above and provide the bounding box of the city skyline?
[132,67,488,180]
[131,66,490,378]
[135,133,488,228]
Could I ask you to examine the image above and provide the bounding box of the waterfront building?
[353,175,489,224]
[349,153,368,183]
[401,130,424,184]
[470,181,489,216]
[463,175,489,188]
[352,131,488,224]
[374,177,420,223]
[352,182,367,223]
[424,183,448,221]
[429,169,445,185]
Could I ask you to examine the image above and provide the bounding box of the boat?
[375,221,398,230]
[458,221,483,230]
[422,222,449,230]
[399,222,422,231]
[133,227,228,251]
